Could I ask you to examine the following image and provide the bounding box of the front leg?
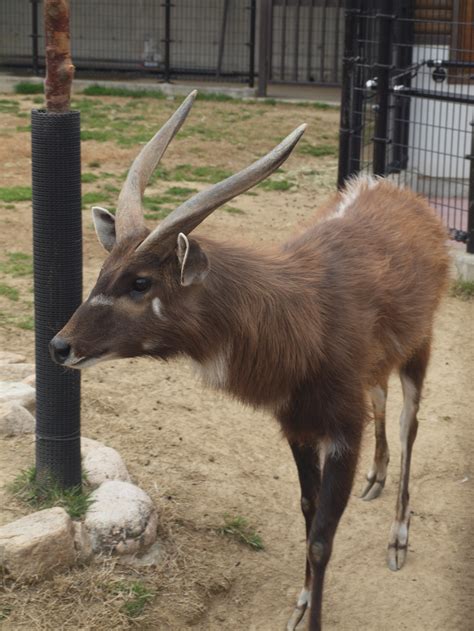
[307,438,361,630]
[287,442,321,631]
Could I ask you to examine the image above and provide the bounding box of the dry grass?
[0,90,341,630]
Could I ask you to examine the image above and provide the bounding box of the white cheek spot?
[152,297,164,319]
[89,294,115,307]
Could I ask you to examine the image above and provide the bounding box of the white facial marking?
[152,297,164,319]
[63,350,118,370]
[192,349,229,389]
[332,175,380,219]
[89,294,115,307]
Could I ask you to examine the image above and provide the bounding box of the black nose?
[49,336,71,365]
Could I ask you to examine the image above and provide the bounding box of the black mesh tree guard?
[32,109,82,488]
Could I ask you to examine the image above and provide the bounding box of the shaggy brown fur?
[53,176,449,631]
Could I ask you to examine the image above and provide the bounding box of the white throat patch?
[192,349,229,390]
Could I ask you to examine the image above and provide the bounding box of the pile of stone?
[0,352,160,580]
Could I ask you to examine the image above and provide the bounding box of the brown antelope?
[50,91,449,630]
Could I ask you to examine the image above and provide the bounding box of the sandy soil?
[0,92,473,630]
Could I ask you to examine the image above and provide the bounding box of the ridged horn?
[137,123,307,254]
[115,90,197,241]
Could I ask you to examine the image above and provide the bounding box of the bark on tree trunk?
[44,0,75,112]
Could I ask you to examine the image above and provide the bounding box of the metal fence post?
[257,0,271,97]
[337,1,358,189]
[163,0,171,82]
[31,0,40,76]
[248,0,256,87]
[372,0,394,176]
[467,119,474,254]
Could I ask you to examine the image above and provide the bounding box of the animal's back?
[289,177,450,385]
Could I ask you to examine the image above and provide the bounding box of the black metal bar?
[391,86,474,106]
[293,0,301,82]
[320,0,328,83]
[306,0,314,82]
[337,2,358,189]
[372,2,394,177]
[31,0,40,76]
[163,0,171,83]
[248,0,256,87]
[391,0,413,172]
[257,0,271,96]
[333,0,342,84]
[467,119,474,254]
[280,0,288,80]
[216,0,231,79]
[32,109,82,489]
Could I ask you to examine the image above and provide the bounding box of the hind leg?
[361,378,390,500]
[388,340,430,571]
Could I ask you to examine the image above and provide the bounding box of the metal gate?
[269,0,344,85]
[337,0,474,252]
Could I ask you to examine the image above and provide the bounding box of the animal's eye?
[131,277,151,294]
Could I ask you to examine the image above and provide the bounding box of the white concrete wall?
[407,45,474,181]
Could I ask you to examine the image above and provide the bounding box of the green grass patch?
[81,172,99,183]
[0,605,12,621]
[0,99,19,114]
[223,205,245,214]
[299,142,337,158]
[0,252,33,277]
[16,125,31,133]
[82,191,110,208]
[111,581,155,619]
[8,466,92,519]
[196,92,234,102]
[451,279,474,300]
[14,81,44,94]
[16,315,34,331]
[83,84,165,99]
[259,178,293,192]
[0,186,32,202]
[0,283,19,301]
[164,186,197,197]
[217,514,264,550]
[81,129,115,142]
[88,160,101,168]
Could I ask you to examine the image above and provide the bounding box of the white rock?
[0,507,76,579]
[0,382,35,413]
[81,437,131,487]
[23,374,36,387]
[0,363,35,382]
[84,480,157,554]
[0,402,35,436]
[0,352,27,365]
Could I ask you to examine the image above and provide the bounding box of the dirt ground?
[0,90,473,630]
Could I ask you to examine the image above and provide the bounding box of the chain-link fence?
[338,0,474,252]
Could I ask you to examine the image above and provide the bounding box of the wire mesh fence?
[270,0,344,85]
[0,0,257,84]
[338,0,474,251]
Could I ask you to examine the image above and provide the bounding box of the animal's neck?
[189,237,325,405]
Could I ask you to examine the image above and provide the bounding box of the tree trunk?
[44,0,74,112]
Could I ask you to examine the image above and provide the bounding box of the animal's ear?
[92,206,116,252]
[176,233,209,287]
